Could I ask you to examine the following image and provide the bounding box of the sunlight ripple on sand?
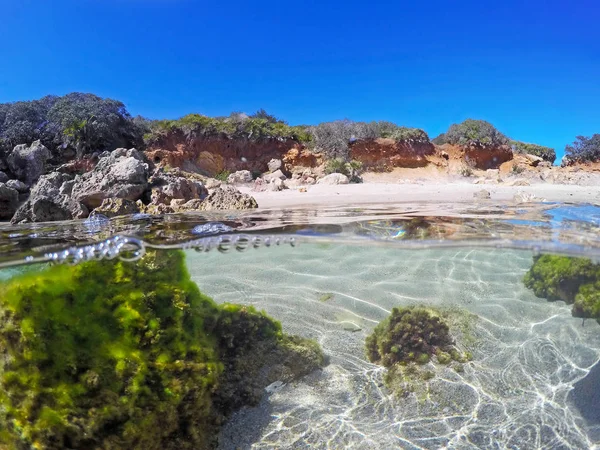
[187,244,600,450]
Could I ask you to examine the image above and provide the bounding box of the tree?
[443,119,509,147]
[564,134,600,164]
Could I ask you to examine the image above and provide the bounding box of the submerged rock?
[0,250,323,449]
[366,306,472,396]
[199,186,258,211]
[71,148,149,209]
[524,254,600,322]
[7,140,51,186]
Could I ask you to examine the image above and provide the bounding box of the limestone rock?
[316,173,349,185]
[263,169,286,183]
[71,148,149,209]
[199,186,258,211]
[6,179,28,193]
[0,183,19,220]
[10,173,88,223]
[7,140,51,186]
[0,171,8,183]
[227,170,253,184]
[268,158,282,172]
[205,178,222,190]
[92,198,140,218]
[148,170,207,206]
[474,189,491,200]
[524,154,544,167]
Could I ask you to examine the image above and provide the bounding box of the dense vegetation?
[3,92,594,167]
[0,249,323,449]
[564,134,600,164]
[433,119,509,148]
[145,110,311,145]
[0,93,144,161]
[307,120,430,160]
[523,254,600,322]
[510,140,556,163]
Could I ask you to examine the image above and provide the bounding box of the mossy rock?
[0,250,324,449]
[523,254,600,322]
[366,306,471,397]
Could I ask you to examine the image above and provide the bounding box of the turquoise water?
[1,203,600,449]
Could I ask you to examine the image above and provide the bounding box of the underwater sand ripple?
[188,244,600,449]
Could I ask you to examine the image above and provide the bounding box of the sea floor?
[188,244,600,450]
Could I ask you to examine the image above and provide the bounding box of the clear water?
[1,202,600,449]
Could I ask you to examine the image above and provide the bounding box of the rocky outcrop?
[7,140,51,186]
[11,173,88,223]
[92,198,140,218]
[0,183,19,220]
[268,158,282,172]
[147,169,207,206]
[71,148,149,209]
[350,138,436,170]
[316,173,349,185]
[463,144,513,170]
[282,148,321,171]
[6,179,28,193]
[227,170,253,184]
[145,134,313,177]
[0,171,8,183]
[198,186,258,211]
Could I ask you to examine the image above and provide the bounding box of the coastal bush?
[145,111,311,146]
[308,120,430,160]
[324,158,363,182]
[510,140,556,163]
[0,249,323,449]
[564,134,600,164]
[0,93,144,160]
[523,254,600,322]
[440,119,509,148]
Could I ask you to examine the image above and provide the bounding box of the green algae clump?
[523,254,600,322]
[366,307,459,367]
[0,250,323,449]
[365,306,471,397]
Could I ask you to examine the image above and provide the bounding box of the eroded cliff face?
[349,138,436,170]
[145,134,319,177]
[436,144,513,170]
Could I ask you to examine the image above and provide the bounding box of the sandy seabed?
[187,241,600,450]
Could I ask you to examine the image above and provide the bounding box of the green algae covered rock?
[0,250,323,449]
[523,254,600,322]
[366,306,472,397]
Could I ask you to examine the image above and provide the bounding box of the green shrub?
[0,93,144,159]
[308,120,430,160]
[0,250,323,449]
[443,119,508,148]
[564,134,600,164]
[523,254,600,322]
[214,170,231,182]
[510,140,556,163]
[145,111,311,146]
[324,158,363,182]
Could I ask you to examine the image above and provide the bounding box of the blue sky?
[1,0,599,162]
